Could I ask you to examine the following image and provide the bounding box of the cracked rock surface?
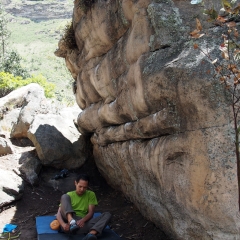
[56,0,240,239]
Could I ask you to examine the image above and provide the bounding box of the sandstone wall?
[56,0,240,239]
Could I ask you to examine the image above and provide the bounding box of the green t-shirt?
[67,190,98,217]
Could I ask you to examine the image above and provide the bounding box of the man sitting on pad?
[56,173,111,240]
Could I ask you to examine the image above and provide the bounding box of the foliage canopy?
[0,72,55,98]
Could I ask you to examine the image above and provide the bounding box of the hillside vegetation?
[2,0,75,103]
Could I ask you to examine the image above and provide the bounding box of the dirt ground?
[0,139,171,240]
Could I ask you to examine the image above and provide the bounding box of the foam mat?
[36,215,120,240]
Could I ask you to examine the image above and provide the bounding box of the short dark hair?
[75,174,90,183]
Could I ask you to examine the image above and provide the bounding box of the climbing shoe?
[82,233,97,240]
[69,222,79,233]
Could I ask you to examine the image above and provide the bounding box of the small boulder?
[27,113,87,169]
[0,137,13,156]
[0,108,21,138]
[19,150,42,186]
[0,168,24,207]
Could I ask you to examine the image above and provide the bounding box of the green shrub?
[0,72,55,98]
[1,50,30,79]
[61,21,77,50]
[59,1,96,51]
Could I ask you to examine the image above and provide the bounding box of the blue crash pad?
[36,214,120,240]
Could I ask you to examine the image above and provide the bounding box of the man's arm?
[77,205,95,228]
[56,207,70,232]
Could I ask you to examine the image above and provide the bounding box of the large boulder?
[0,83,37,119]
[27,113,87,169]
[56,0,240,239]
[0,83,47,138]
[10,84,64,138]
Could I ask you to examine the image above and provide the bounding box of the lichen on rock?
[56,0,240,239]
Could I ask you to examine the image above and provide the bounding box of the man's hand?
[62,223,70,232]
[77,219,85,228]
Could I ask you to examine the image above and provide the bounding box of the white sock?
[70,219,76,225]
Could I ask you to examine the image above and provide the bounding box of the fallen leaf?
[222,51,229,59]
[211,59,218,64]
[193,43,199,49]
[217,16,227,22]
[227,21,236,28]
[227,64,236,70]
[215,66,222,73]
[196,18,202,31]
[232,68,239,73]
[198,33,205,38]
[190,29,200,38]
[234,29,239,37]
[232,4,240,14]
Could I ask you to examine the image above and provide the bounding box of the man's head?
[74,174,89,196]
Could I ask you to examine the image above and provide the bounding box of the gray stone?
[0,168,24,208]
[0,108,21,138]
[0,137,13,156]
[10,84,65,138]
[27,113,86,169]
[10,84,46,138]
[19,150,42,186]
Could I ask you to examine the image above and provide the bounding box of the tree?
[0,5,29,79]
[1,50,30,78]
[0,4,10,63]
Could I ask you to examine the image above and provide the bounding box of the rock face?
[56,0,240,239]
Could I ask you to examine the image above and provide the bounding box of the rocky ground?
[0,139,170,240]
